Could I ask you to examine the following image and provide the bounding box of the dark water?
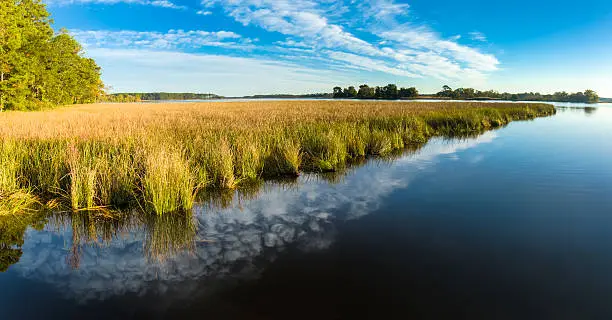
[2,105,612,319]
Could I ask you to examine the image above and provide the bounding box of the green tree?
[0,0,103,111]
[357,84,375,99]
[333,86,343,98]
[383,84,398,99]
[344,86,357,98]
[584,90,599,103]
[399,87,418,98]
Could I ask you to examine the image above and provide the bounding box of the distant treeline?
[235,93,332,99]
[435,85,600,103]
[103,87,603,104]
[333,84,418,99]
[332,84,600,104]
[102,92,223,102]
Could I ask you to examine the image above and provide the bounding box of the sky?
[43,0,612,96]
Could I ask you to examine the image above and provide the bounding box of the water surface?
[1,105,612,319]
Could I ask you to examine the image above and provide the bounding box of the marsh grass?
[0,191,39,216]
[142,147,194,215]
[0,101,555,215]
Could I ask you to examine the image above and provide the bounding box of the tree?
[375,86,382,98]
[344,86,357,98]
[333,86,343,98]
[0,0,103,110]
[584,90,599,103]
[383,84,398,99]
[357,84,375,99]
[399,87,418,98]
[437,85,453,97]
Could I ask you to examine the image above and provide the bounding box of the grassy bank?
[0,101,555,215]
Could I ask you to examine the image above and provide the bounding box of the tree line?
[333,84,419,100]
[0,0,104,111]
[102,92,222,102]
[435,85,599,103]
[332,84,600,104]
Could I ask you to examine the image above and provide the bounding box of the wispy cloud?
[200,0,499,81]
[196,10,212,16]
[45,0,185,9]
[52,0,501,91]
[85,48,355,95]
[469,31,487,42]
[71,29,253,50]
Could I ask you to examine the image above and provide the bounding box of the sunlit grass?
[0,191,39,216]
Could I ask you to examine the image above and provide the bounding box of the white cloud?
[86,48,355,95]
[326,51,422,78]
[378,29,499,72]
[469,31,487,42]
[201,0,500,81]
[360,0,410,21]
[71,29,253,50]
[196,10,212,15]
[46,0,185,9]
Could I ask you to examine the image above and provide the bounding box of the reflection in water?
[5,131,497,301]
[0,213,46,272]
[556,106,598,116]
[142,212,196,263]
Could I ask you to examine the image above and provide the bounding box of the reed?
[142,147,194,215]
[0,190,38,216]
[0,101,555,215]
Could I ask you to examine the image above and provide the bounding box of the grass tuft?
[142,147,194,215]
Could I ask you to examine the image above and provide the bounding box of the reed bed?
[0,100,555,215]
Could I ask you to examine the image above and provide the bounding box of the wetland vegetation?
[0,100,554,216]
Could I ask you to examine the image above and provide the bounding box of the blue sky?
[44,0,612,96]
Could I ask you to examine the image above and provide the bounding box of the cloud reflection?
[13,132,496,301]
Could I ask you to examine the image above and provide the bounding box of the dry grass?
[0,100,555,214]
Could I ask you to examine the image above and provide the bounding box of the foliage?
[435,85,600,103]
[0,0,103,111]
[334,84,419,99]
[101,92,223,102]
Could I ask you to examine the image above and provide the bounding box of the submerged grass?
[0,101,555,215]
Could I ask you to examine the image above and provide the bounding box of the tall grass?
[0,101,555,215]
[142,147,194,215]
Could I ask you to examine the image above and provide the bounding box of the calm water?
[2,105,612,319]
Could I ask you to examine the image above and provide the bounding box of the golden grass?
[0,100,555,214]
[0,190,39,216]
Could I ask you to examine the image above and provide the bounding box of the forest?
[0,0,103,111]
[333,84,419,99]
[103,92,223,102]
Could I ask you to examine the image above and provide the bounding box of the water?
[2,105,612,319]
